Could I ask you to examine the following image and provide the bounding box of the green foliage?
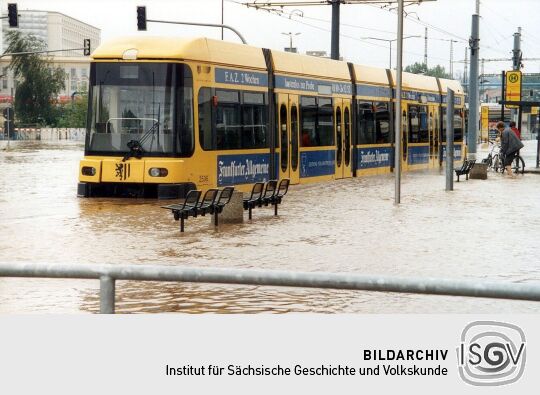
[56,91,88,128]
[6,30,65,125]
[404,62,452,79]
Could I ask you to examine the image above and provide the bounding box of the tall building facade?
[0,10,100,105]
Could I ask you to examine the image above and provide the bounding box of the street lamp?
[363,35,421,69]
[282,32,301,53]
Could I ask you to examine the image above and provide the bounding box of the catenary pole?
[446,89,455,191]
[394,0,404,205]
[331,0,340,60]
[467,1,480,159]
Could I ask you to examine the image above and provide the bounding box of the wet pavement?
[0,140,539,313]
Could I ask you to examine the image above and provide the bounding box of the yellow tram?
[78,36,465,198]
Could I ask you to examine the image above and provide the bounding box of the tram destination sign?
[215,67,268,87]
[275,75,352,95]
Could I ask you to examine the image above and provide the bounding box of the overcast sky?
[6,0,540,76]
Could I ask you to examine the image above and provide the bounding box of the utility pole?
[512,27,522,130]
[449,40,456,78]
[512,26,522,70]
[480,58,485,102]
[424,27,428,69]
[467,0,480,160]
[394,0,404,205]
[331,0,340,60]
[221,0,224,40]
[464,48,468,93]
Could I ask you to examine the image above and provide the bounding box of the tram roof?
[271,50,351,81]
[390,70,440,93]
[91,36,268,70]
[438,78,464,96]
[352,64,390,86]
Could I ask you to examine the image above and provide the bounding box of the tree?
[56,90,88,128]
[6,30,65,125]
[404,62,452,79]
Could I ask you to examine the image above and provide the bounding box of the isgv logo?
[457,321,526,386]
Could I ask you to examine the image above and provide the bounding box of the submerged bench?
[243,179,290,220]
[455,159,476,182]
[162,186,235,232]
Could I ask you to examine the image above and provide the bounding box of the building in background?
[0,10,100,107]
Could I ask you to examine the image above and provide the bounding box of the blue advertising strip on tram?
[215,67,268,87]
[442,95,463,105]
[217,153,271,186]
[441,145,463,160]
[408,146,430,165]
[300,150,336,178]
[356,147,393,169]
[275,75,352,95]
[356,84,392,98]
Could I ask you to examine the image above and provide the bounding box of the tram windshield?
[87,62,193,156]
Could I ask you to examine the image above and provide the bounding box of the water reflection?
[1,141,540,313]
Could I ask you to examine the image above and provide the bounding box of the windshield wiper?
[122,120,160,161]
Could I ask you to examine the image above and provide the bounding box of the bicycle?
[483,141,503,172]
[500,151,525,175]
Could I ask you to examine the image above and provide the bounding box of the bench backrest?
[263,180,278,199]
[217,186,235,207]
[276,178,290,197]
[466,160,476,171]
[248,182,264,201]
[199,188,219,209]
[183,190,201,209]
[459,161,469,171]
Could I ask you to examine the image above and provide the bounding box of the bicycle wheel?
[492,154,502,172]
[513,155,525,174]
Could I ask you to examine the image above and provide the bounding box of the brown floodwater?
[1,140,539,313]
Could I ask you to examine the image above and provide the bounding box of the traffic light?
[83,39,91,56]
[137,6,146,31]
[8,3,18,28]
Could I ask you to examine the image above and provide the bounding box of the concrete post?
[99,275,115,314]
[446,89,455,191]
[212,191,243,224]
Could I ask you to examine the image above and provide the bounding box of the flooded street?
[1,140,540,313]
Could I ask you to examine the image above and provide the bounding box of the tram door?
[428,106,439,168]
[277,93,300,184]
[334,99,352,179]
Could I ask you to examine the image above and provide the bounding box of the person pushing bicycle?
[496,121,524,177]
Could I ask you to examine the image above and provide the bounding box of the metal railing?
[1,262,540,313]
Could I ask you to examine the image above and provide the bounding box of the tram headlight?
[81,166,96,176]
[149,167,168,177]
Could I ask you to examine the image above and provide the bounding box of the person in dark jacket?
[497,121,524,176]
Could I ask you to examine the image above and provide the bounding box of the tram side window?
[318,97,334,146]
[418,105,429,143]
[300,96,317,147]
[177,65,194,155]
[198,88,269,150]
[242,92,267,149]
[408,105,420,143]
[453,109,463,141]
[216,90,242,150]
[198,87,213,150]
[357,101,375,144]
[374,102,391,144]
[441,108,447,142]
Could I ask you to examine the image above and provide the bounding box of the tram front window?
[87,62,193,156]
